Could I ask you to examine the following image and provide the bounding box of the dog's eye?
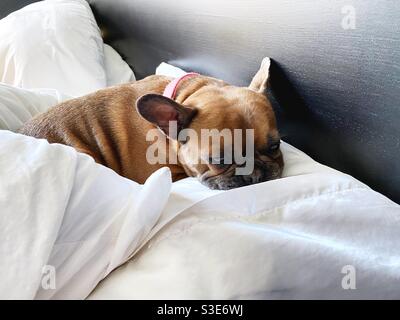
[268,141,280,153]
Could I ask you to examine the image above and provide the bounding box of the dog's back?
[19,75,179,183]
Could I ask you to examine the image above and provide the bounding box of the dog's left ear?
[136,94,197,139]
[248,57,271,94]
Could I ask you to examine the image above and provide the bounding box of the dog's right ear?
[136,94,197,139]
[248,57,271,94]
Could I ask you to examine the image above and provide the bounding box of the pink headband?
[163,72,199,99]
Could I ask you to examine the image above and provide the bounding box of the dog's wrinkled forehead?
[183,85,278,144]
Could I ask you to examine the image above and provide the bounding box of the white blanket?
[0,130,172,299]
[1,105,399,299]
[89,141,400,299]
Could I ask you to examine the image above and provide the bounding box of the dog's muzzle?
[200,160,283,190]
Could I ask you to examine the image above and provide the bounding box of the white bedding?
[2,125,399,299]
[0,131,172,299]
[88,142,400,299]
[0,0,399,300]
[0,0,107,97]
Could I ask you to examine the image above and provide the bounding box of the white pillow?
[156,62,187,78]
[0,0,106,97]
[103,44,136,86]
[0,43,136,132]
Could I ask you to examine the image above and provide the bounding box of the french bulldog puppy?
[19,58,283,189]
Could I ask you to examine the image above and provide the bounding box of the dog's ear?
[136,94,197,139]
[248,57,271,94]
